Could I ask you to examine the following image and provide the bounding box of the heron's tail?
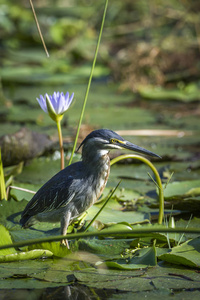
[20,215,37,228]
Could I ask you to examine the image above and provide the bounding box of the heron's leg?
[60,211,71,248]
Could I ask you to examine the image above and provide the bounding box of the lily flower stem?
[56,120,64,170]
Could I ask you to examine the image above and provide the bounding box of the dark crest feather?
[77,129,125,151]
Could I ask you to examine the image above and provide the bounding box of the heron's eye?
[110,138,126,145]
[110,138,118,144]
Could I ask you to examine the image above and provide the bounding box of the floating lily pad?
[0,224,53,262]
[0,225,16,256]
[138,85,200,102]
[164,180,200,199]
[86,203,149,224]
[163,180,200,211]
[105,245,157,270]
[159,236,200,268]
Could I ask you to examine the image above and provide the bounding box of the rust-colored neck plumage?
[82,142,111,202]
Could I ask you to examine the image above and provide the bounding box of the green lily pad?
[78,238,132,259]
[0,260,62,289]
[0,224,16,256]
[28,241,75,258]
[86,204,149,224]
[104,245,157,270]
[176,218,200,239]
[0,198,27,228]
[9,182,38,202]
[0,249,53,262]
[163,180,200,211]
[138,84,200,102]
[159,236,200,268]
[0,224,53,262]
[164,180,200,199]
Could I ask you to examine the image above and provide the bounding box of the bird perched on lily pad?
[20,129,160,248]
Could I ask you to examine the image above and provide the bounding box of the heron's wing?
[21,170,78,218]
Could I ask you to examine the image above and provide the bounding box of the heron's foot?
[60,238,70,249]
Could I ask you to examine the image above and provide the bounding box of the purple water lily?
[36,91,74,170]
[37,91,74,116]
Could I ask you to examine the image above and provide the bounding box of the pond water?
[1,82,200,298]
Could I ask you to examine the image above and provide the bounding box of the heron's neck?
[82,145,110,173]
[82,144,110,202]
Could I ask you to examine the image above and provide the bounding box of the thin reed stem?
[68,0,108,165]
[29,0,49,57]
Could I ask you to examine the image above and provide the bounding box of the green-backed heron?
[20,129,160,247]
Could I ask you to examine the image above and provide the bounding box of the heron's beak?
[117,140,161,158]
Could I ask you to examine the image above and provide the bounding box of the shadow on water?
[0,284,127,300]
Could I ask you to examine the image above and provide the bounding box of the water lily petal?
[51,92,58,112]
[36,95,47,113]
[65,92,69,101]
[37,91,74,121]
[57,92,65,114]
[45,94,57,121]
[68,92,74,108]
[64,92,74,111]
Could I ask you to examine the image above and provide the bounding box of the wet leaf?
[73,268,152,292]
[86,204,149,224]
[78,238,132,259]
[159,236,200,268]
[105,245,157,270]
[28,241,75,258]
[0,249,53,262]
[0,199,26,228]
[164,180,200,199]
[176,218,200,239]
[9,182,38,202]
[0,224,53,262]
[0,225,16,256]
[163,180,200,211]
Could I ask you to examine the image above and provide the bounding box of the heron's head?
[78,129,161,159]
